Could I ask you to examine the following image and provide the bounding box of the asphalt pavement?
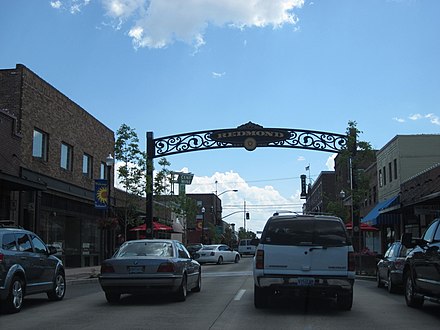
[65,266,100,285]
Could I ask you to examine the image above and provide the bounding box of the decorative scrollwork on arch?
[151,124,348,158]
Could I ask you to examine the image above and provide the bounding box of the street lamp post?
[106,154,114,212]
[215,189,238,225]
[105,153,114,259]
[200,207,205,244]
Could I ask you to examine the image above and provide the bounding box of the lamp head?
[106,154,114,166]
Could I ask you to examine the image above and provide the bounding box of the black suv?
[0,226,66,313]
[402,218,440,308]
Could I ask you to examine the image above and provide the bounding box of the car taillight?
[348,252,355,272]
[256,250,264,269]
[394,259,404,270]
[101,263,115,273]
[157,262,175,273]
[0,253,4,263]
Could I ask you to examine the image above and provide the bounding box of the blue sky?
[1,0,439,232]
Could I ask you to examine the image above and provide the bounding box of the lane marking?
[203,271,252,277]
[234,289,246,301]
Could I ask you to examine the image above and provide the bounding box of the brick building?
[0,64,115,267]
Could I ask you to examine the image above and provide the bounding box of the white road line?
[234,289,246,301]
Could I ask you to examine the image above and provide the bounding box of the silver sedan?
[99,239,201,303]
[193,244,240,264]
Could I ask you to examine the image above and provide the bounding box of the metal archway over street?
[148,121,348,157]
[144,122,354,239]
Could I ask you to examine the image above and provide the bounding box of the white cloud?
[326,154,336,170]
[409,113,423,121]
[297,156,305,161]
[393,117,405,123]
[185,170,302,232]
[212,71,226,78]
[50,0,90,13]
[100,0,304,49]
[50,1,62,9]
[408,113,440,126]
[425,113,440,126]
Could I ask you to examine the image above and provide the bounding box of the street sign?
[178,173,194,185]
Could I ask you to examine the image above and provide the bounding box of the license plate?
[128,266,144,274]
[297,277,315,286]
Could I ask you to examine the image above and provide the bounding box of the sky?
[1,0,439,233]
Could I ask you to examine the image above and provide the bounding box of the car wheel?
[336,290,353,311]
[175,275,187,302]
[105,291,121,304]
[217,256,223,265]
[376,270,384,288]
[234,255,240,263]
[404,272,423,308]
[254,285,269,308]
[47,271,66,301]
[191,272,201,293]
[5,276,24,313]
[387,273,396,294]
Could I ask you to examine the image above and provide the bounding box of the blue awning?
[362,195,400,226]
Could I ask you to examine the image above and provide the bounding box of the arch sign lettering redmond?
[210,124,289,151]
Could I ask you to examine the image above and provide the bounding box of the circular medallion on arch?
[244,138,257,151]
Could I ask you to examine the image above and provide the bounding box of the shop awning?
[362,195,400,226]
[130,222,173,232]
[0,172,47,191]
[345,222,379,231]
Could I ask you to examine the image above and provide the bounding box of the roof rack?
[272,211,301,216]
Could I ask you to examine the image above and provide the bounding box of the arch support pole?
[146,131,154,239]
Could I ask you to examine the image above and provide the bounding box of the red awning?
[130,222,173,232]
[345,222,378,231]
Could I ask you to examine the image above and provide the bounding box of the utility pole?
[243,200,246,231]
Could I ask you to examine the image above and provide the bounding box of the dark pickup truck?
[402,218,440,308]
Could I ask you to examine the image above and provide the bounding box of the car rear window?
[261,219,349,247]
[117,242,174,258]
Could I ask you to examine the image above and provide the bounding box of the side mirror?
[48,245,58,255]
[250,238,260,246]
[401,233,416,248]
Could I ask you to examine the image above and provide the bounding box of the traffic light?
[246,212,250,220]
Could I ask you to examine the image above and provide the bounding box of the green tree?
[114,124,147,235]
[344,121,375,216]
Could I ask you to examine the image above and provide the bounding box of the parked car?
[253,212,355,310]
[186,243,203,258]
[376,241,409,293]
[193,244,240,264]
[0,226,66,313]
[99,239,201,303]
[402,218,440,308]
[238,238,259,256]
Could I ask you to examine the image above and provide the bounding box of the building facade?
[400,163,440,237]
[303,171,337,215]
[377,135,440,201]
[0,64,115,267]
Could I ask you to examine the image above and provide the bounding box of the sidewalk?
[65,266,100,285]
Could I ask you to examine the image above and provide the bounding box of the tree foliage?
[114,124,147,229]
[115,124,147,197]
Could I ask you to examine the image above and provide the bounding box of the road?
[1,257,439,329]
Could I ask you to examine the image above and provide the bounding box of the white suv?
[253,213,355,310]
